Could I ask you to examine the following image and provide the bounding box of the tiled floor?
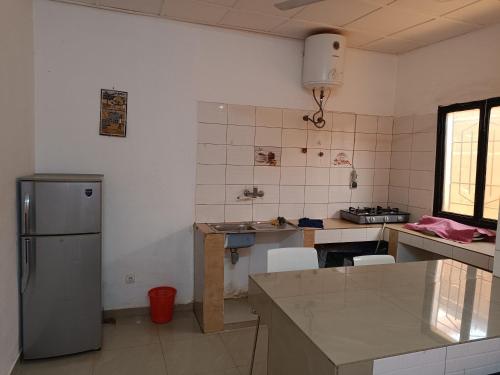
[13,312,268,375]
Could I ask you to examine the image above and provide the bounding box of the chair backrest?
[267,247,319,273]
[353,255,395,267]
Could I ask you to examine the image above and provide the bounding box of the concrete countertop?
[250,259,500,368]
[386,223,495,257]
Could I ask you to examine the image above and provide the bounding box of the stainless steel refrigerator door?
[20,181,101,235]
[21,234,102,359]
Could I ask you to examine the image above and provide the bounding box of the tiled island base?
[249,260,500,375]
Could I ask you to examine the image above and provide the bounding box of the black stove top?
[341,206,410,224]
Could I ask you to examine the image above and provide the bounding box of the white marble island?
[249,260,500,375]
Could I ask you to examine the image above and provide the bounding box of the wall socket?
[125,273,135,284]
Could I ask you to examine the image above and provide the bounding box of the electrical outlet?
[125,273,135,284]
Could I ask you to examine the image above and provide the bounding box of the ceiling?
[52,0,500,54]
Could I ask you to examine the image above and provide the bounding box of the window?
[434,97,500,229]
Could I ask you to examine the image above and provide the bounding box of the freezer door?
[20,181,101,235]
[21,234,102,359]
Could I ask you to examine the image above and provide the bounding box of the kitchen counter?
[249,259,500,374]
[386,223,495,257]
[289,218,383,230]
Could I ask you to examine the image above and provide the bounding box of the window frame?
[433,97,499,229]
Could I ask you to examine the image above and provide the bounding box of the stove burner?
[341,206,410,224]
[348,206,400,215]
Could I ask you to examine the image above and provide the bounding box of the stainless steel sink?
[208,223,255,232]
[208,221,298,233]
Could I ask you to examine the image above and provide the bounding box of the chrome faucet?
[243,186,264,198]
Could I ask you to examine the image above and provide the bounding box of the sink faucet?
[243,186,264,198]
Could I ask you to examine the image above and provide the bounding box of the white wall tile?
[254,166,280,185]
[226,165,253,184]
[353,151,376,168]
[198,123,227,144]
[410,170,434,190]
[392,133,413,151]
[307,130,332,149]
[280,186,305,203]
[412,132,436,152]
[332,112,355,132]
[376,133,392,151]
[355,133,377,150]
[389,186,409,204]
[408,206,429,222]
[307,149,331,167]
[279,203,304,219]
[197,144,227,164]
[375,151,391,169]
[283,109,308,129]
[331,149,354,167]
[227,125,255,146]
[356,115,378,133]
[198,101,227,124]
[255,126,282,146]
[315,229,342,244]
[281,148,306,166]
[329,185,351,202]
[391,151,411,170]
[228,104,255,126]
[256,107,282,128]
[351,186,373,203]
[411,151,435,171]
[225,185,253,205]
[304,204,327,218]
[305,186,329,203]
[282,129,307,147]
[328,203,348,218]
[226,145,254,165]
[196,185,225,204]
[225,205,252,222]
[341,228,366,242]
[374,169,390,186]
[254,184,280,204]
[196,204,225,223]
[197,164,226,184]
[332,131,355,149]
[253,204,279,221]
[413,113,436,133]
[377,116,393,134]
[356,168,374,185]
[306,167,330,185]
[330,167,352,185]
[280,166,306,185]
[394,115,413,134]
[372,186,389,202]
[390,169,410,187]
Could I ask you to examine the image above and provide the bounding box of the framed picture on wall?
[99,89,127,137]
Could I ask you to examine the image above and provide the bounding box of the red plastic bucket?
[148,286,176,324]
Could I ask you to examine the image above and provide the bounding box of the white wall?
[395,23,500,116]
[0,0,34,373]
[33,0,397,309]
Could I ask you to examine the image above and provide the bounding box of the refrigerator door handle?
[23,193,31,234]
[21,238,31,294]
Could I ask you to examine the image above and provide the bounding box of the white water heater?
[302,33,346,89]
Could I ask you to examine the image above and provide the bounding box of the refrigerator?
[18,174,103,359]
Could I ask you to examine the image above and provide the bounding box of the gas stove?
[340,206,410,224]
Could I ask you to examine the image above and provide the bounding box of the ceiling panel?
[391,0,478,16]
[292,0,381,27]
[220,9,288,31]
[234,0,303,17]
[362,37,423,54]
[343,28,383,47]
[345,5,433,35]
[391,18,479,44]
[270,19,331,39]
[444,0,500,26]
[162,0,229,24]
[100,0,163,14]
[199,0,238,6]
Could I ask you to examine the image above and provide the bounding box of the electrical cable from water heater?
[309,88,331,129]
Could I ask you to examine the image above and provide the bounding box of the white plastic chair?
[267,247,319,273]
[353,254,395,266]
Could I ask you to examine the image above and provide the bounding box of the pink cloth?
[404,215,496,243]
